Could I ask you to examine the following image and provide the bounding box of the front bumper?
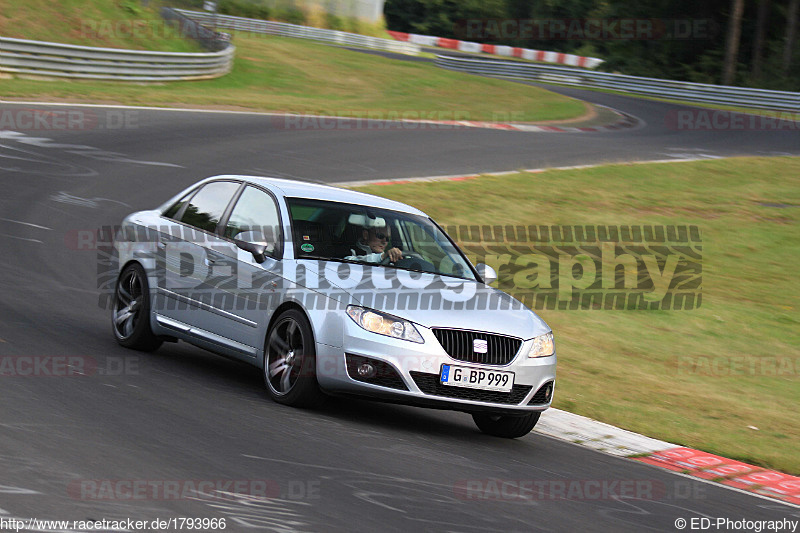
[315,320,557,415]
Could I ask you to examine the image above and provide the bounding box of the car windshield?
[287,198,477,281]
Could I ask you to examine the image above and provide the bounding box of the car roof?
[204,175,427,216]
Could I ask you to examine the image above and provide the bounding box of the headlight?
[528,332,555,358]
[346,305,424,344]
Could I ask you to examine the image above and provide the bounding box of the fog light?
[357,363,375,378]
[544,384,553,402]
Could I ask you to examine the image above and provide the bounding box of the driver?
[345,222,403,263]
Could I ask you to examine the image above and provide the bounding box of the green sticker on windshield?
[300,243,314,253]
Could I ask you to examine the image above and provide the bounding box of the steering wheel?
[401,252,425,261]
[381,251,424,264]
[395,253,436,272]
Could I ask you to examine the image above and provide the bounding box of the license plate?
[440,364,514,393]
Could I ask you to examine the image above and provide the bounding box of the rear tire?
[112,263,162,352]
[472,412,540,438]
[264,309,324,408]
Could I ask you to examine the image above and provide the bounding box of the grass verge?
[0,0,201,52]
[0,31,587,122]
[352,157,800,474]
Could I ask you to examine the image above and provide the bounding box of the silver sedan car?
[112,176,556,438]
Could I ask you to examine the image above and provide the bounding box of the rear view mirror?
[234,230,271,263]
[476,263,498,285]
[348,213,386,228]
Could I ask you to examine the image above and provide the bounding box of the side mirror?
[234,230,271,264]
[475,263,497,285]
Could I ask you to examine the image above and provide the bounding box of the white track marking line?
[0,234,43,243]
[0,218,52,231]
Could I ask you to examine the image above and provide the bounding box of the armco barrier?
[0,36,234,82]
[436,54,800,112]
[389,30,603,69]
[174,9,420,55]
[161,6,231,52]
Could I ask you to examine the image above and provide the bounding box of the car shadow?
[143,341,510,442]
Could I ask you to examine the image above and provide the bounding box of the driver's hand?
[383,247,403,262]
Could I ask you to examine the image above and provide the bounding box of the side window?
[179,181,240,233]
[162,190,195,219]
[224,186,281,250]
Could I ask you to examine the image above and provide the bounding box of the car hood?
[293,260,550,339]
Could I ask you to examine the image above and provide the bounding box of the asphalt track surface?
[0,84,798,532]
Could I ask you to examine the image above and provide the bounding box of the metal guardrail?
[174,9,420,56]
[0,37,234,82]
[161,7,232,52]
[436,55,800,112]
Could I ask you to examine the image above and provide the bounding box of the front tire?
[264,309,324,408]
[112,263,162,352]
[472,412,540,438]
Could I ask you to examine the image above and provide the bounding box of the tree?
[382,0,799,88]
[784,0,800,74]
[384,0,507,38]
[751,0,770,79]
[722,0,745,85]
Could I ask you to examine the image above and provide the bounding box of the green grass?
[0,0,201,52]
[352,157,800,475]
[1,31,588,121]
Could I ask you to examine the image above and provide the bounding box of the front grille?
[410,371,532,405]
[528,381,555,405]
[345,354,408,391]
[432,328,522,365]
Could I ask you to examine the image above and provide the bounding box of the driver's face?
[365,227,391,253]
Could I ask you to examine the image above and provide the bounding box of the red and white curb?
[331,158,709,189]
[326,110,639,133]
[388,30,603,69]
[271,103,639,133]
[419,108,640,133]
[510,108,640,133]
[537,409,800,507]
[535,408,672,457]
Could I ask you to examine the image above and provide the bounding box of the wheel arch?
[111,259,163,352]
[118,258,143,274]
[261,301,315,368]
[117,257,157,301]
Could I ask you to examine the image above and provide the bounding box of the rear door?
[154,180,244,349]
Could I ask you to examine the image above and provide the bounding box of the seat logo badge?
[473,339,488,353]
